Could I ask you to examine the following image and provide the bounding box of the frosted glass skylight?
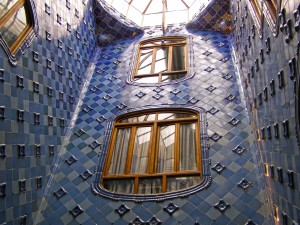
[102,0,208,27]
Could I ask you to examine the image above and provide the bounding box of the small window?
[0,0,38,65]
[127,36,195,86]
[93,106,210,201]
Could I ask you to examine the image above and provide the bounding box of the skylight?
[102,0,208,27]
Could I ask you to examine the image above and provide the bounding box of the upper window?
[248,0,263,34]
[132,36,188,84]
[262,0,280,34]
[0,0,38,65]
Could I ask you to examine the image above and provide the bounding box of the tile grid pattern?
[36,26,270,225]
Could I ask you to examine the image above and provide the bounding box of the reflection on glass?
[135,76,158,83]
[0,6,27,48]
[172,46,185,71]
[0,0,18,18]
[154,48,168,73]
[137,49,153,75]
[108,128,131,175]
[103,179,134,193]
[138,178,161,194]
[180,123,197,171]
[157,125,175,173]
[161,73,185,83]
[167,176,200,192]
[131,127,151,174]
[158,113,194,120]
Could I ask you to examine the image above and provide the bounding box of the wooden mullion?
[134,46,142,77]
[162,175,167,193]
[168,46,173,72]
[174,123,180,172]
[134,176,139,194]
[140,43,186,49]
[103,126,118,176]
[150,48,157,74]
[10,24,31,53]
[195,120,202,171]
[158,73,162,82]
[152,123,159,173]
[149,123,158,173]
[125,126,137,174]
[184,41,188,70]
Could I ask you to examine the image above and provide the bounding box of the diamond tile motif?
[206,85,216,92]
[75,129,85,137]
[54,188,67,199]
[115,203,130,216]
[208,107,219,115]
[229,118,240,125]
[83,106,92,113]
[220,57,229,62]
[225,94,236,101]
[232,145,246,155]
[163,202,179,215]
[65,155,78,165]
[188,97,199,104]
[117,103,127,110]
[212,162,226,174]
[245,220,256,225]
[102,94,112,101]
[147,216,162,225]
[214,199,230,213]
[89,140,100,149]
[96,116,107,123]
[171,88,181,95]
[136,91,146,98]
[70,205,84,218]
[153,87,164,93]
[153,94,163,100]
[129,217,145,225]
[81,170,93,180]
[204,66,214,72]
[222,73,233,80]
[237,178,253,191]
[203,50,212,56]
[210,133,222,142]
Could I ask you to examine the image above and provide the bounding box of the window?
[0,0,37,65]
[248,0,263,33]
[264,0,277,21]
[262,0,280,34]
[132,36,188,84]
[101,108,204,196]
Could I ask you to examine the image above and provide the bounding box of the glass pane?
[0,6,27,48]
[135,76,158,83]
[108,128,131,175]
[112,0,129,16]
[154,48,168,73]
[137,49,153,75]
[145,0,162,14]
[143,13,162,26]
[172,46,185,71]
[158,113,195,120]
[180,123,197,171]
[0,0,19,18]
[138,178,162,194]
[161,73,186,83]
[157,125,175,173]
[120,113,156,122]
[103,179,134,193]
[131,0,151,13]
[127,4,142,25]
[131,127,151,174]
[167,175,200,192]
[166,10,188,25]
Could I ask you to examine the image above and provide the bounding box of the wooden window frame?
[262,0,281,34]
[133,36,188,83]
[247,0,263,36]
[0,0,38,65]
[101,109,202,194]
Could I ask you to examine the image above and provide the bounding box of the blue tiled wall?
[231,0,300,223]
[35,23,271,224]
[0,0,96,224]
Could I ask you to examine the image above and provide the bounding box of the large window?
[101,109,202,195]
[0,0,33,54]
[133,36,188,84]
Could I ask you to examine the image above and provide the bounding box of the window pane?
[108,128,131,175]
[137,49,153,75]
[0,0,19,18]
[172,46,185,71]
[0,6,27,48]
[120,113,156,122]
[157,125,175,173]
[103,179,134,193]
[161,73,185,83]
[135,76,158,83]
[158,113,195,120]
[180,123,197,171]
[138,178,162,194]
[131,127,151,174]
[154,48,168,73]
[167,175,200,192]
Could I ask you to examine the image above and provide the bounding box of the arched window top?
[127,35,195,86]
[93,106,211,201]
[0,0,38,65]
